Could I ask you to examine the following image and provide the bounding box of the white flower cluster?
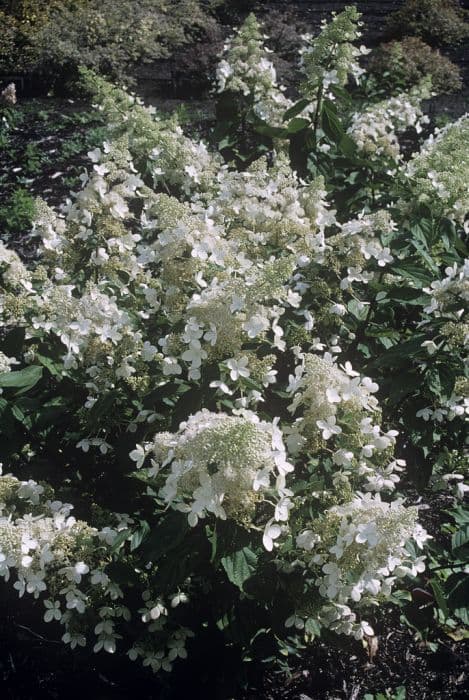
[0,350,18,374]
[333,210,396,290]
[416,392,469,425]
[81,69,222,197]
[300,6,368,98]
[292,493,429,639]
[216,12,293,126]
[138,154,334,383]
[1,82,16,106]
[407,114,469,222]
[132,409,293,548]
[416,261,469,430]
[211,155,334,258]
[0,240,32,292]
[0,473,193,671]
[287,353,402,493]
[348,82,431,161]
[429,461,469,501]
[423,261,469,320]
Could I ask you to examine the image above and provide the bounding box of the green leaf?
[430,578,449,618]
[286,117,310,134]
[321,100,345,143]
[218,134,237,150]
[439,217,457,250]
[446,573,469,607]
[140,511,189,562]
[450,506,469,527]
[426,363,457,400]
[283,99,310,121]
[385,286,427,304]
[35,352,64,379]
[338,134,357,157]
[410,239,439,272]
[347,298,369,320]
[10,401,34,430]
[454,607,469,624]
[130,521,150,551]
[110,528,131,553]
[304,617,321,637]
[391,262,434,287]
[207,524,218,563]
[369,335,427,368]
[0,365,43,393]
[408,225,439,272]
[253,121,287,138]
[426,367,443,398]
[452,525,469,551]
[221,547,258,591]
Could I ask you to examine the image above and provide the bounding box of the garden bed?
[0,3,468,699]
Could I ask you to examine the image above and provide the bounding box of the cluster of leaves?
[364,687,406,700]
[0,5,467,693]
[385,0,469,46]
[0,0,223,88]
[368,37,462,96]
[0,188,35,242]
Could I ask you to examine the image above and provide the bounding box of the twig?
[15,623,61,644]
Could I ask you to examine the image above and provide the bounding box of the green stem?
[349,270,385,354]
[312,83,324,144]
[429,561,469,572]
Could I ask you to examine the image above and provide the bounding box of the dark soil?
[252,610,469,700]
[1,599,468,699]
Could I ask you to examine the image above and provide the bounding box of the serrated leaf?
[410,237,439,273]
[221,547,258,590]
[35,352,63,379]
[452,525,469,551]
[391,262,434,287]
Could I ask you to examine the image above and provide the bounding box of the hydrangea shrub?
[0,5,467,680]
